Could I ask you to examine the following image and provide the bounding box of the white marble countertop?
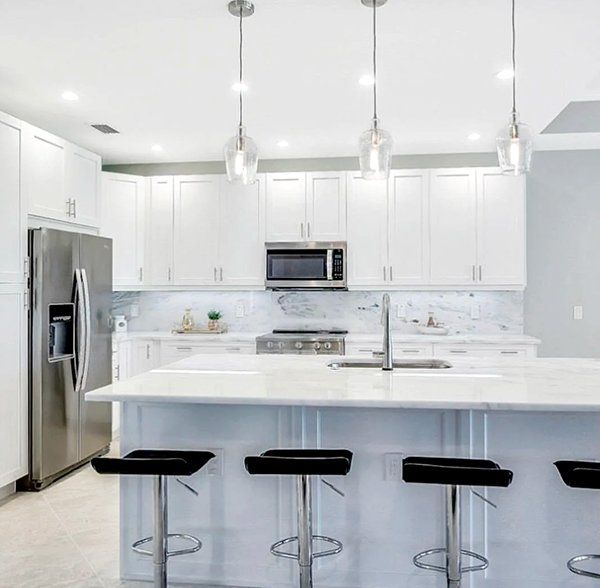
[87,354,599,412]
[114,331,540,346]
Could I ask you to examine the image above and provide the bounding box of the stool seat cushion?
[403,456,513,487]
[555,460,600,489]
[245,449,353,476]
[91,449,215,477]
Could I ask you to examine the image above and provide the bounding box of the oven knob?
[295,342,303,350]
[314,342,321,351]
[323,342,332,350]
[278,342,285,350]
[266,341,274,349]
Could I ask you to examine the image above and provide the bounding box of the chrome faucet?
[381,293,393,371]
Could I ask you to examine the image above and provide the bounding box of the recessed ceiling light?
[277,140,289,148]
[61,90,79,101]
[359,74,375,86]
[468,132,481,141]
[496,69,514,80]
[151,144,163,152]
[231,81,248,93]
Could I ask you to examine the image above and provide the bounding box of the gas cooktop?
[256,329,347,355]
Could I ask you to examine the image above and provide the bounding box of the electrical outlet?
[129,303,139,318]
[470,304,480,320]
[204,449,224,476]
[235,303,245,318]
[396,304,406,319]
[384,453,403,481]
[573,305,584,320]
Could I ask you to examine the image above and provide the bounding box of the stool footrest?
[270,535,343,560]
[568,554,600,578]
[413,547,489,574]
[132,533,202,558]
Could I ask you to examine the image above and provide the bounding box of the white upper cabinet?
[173,175,220,285]
[388,170,430,285]
[429,168,478,285]
[347,172,389,286]
[23,125,67,221]
[24,123,101,227]
[265,172,307,241]
[476,168,526,286]
[147,177,174,286]
[306,172,347,241]
[66,144,101,227]
[266,172,347,242]
[0,113,24,284]
[101,172,146,287]
[218,174,265,286]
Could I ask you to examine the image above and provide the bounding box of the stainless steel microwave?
[265,242,347,290]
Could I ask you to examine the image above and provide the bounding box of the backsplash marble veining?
[113,290,523,334]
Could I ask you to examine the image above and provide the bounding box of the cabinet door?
[265,173,307,241]
[219,174,265,286]
[0,113,24,284]
[389,170,429,285]
[66,144,101,227]
[476,168,526,286]
[147,177,174,286]
[101,173,145,287]
[23,125,67,221]
[346,172,389,286]
[429,169,477,285]
[132,340,158,375]
[173,175,219,285]
[0,287,27,487]
[306,172,347,241]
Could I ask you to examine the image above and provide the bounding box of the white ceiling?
[1,0,599,165]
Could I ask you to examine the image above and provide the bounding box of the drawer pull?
[500,350,519,355]
[176,346,193,351]
[449,349,468,354]
[401,349,421,353]
[225,347,241,352]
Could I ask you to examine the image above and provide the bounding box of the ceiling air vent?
[91,124,119,134]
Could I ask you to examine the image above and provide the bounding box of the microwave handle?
[327,250,333,280]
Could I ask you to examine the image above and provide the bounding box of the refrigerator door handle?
[81,268,92,391]
[73,269,86,394]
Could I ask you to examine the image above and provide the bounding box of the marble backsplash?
[112,290,523,335]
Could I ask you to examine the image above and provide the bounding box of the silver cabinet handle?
[389,266,393,281]
[168,267,172,281]
[479,265,483,281]
[449,349,468,354]
[146,344,150,360]
[307,222,311,239]
[300,222,305,239]
[371,350,384,357]
[72,198,77,218]
[176,346,193,351]
[220,267,223,281]
[115,365,120,381]
[225,346,241,352]
[401,349,421,353]
[138,267,143,282]
[66,199,72,217]
[500,350,519,355]
[213,267,217,282]
[383,266,387,281]
[472,265,476,282]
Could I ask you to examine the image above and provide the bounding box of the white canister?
[113,315,128,333]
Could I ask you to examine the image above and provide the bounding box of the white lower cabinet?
[132,340,160,375]
[345,342,433,357]
[0,287,27,487]
[433,343,535,358]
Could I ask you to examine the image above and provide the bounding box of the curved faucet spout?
[381,293,393,371]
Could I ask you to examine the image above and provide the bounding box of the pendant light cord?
[238,6,244,130]
[372,0,378,124]
[511,0,517,118]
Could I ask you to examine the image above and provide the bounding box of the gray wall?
[103,152,497,176]
[525,150,600,357]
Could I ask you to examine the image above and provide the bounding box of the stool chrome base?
[567,554,600,578]
[132,533,202,558]
[413,547,489,574]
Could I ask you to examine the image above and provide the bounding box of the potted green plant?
[207,310,223,331]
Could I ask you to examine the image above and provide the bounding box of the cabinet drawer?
[160,341,254,365]
[345,343,433,357]
[433,344,528,358]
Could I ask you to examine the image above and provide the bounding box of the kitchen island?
[87,354,600,587]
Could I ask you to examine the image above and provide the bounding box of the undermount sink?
[328,359,453,370]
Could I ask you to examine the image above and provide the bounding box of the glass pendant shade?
[496,115,532,176]
[224,126,258,185]
[359,120,393,180]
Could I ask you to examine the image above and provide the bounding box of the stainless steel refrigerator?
[22,228,113,490]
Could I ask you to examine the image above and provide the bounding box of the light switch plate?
[235,303,245,318]
[573,305,584,320]
[129,303,139,318]
[471,304,480,320]
[396,304,406,319]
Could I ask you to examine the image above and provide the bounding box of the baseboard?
[0,482,16,503]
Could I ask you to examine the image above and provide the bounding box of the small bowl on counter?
[416,325,449,336]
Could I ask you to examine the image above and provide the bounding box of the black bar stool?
[555,460,600,578]
[245,449,353,588]
[403,456,513,588]
[92,449,215,588]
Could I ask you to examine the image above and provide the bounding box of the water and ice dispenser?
[48,303,75,362]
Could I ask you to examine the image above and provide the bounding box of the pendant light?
[358,0,393,181]
[224,0,258,185]
[496,0,532,175]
